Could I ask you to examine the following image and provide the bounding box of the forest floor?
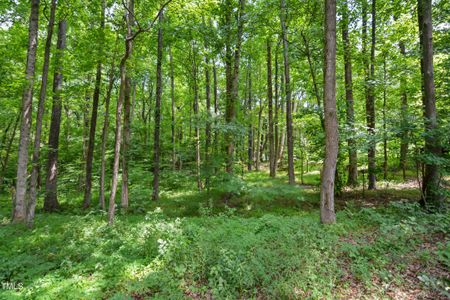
[0,171,449,299]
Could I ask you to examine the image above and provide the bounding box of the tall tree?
[267,39,275,178]
[99,55,116,209]
[152,8,164,201]
[224,0,245,173]
[28,0,57,226]
[169,46,176,170]
[191,42,202,190]
[418,0,441,209]
[12,0,40,223]
[83,0,106,208]
[44,19,67,212]
[399,41,409,181]
[342,0,358,186]
[280,0,295,184]
[321,0,338,224]
[366,0,377,190]
[109,0,135,223]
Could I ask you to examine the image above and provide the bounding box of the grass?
[0,170,449,299]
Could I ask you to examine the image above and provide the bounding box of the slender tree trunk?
[301,32,325,129]
[274,42,279,175]
[27,0,57,225]
[342,1,358,186]
[0,113,20,190]
[169,46,176,170]
[225,0,245,173]
[320,0,337,224]
[191,43,202,190]
[267,39,275,177]
[152,9,164,201]
[255,100,263,171]
[399,41,408,181]
[366,0,377,190]
[213,61,219,169]
[83,0,106,208]
[13,0,40,223]
[382,57,388,180]
[44,19,67,212]
[418,0,441,208]
[280,0,295,184]
[99,56,116,210]
[246,62,253,171]
[109,3,134,223]
[204,45,212,184]
[121,0,135,210]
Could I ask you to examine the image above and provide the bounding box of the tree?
[152,8,164,201]
[44,19,67,212]
[83,0,106,208]
[12,0,40,223]
[366,0,377,190]
[27,0,57,226]
[280,0,295,184]
[224,0,245,173]
[320,0,338,224]
[267,39,275,178]
[342,0,358,186]
[418,0,442,209]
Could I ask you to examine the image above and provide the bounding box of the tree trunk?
[0,113,20,190]
[274,41,279,176]
[267,39,275,177]
[99,55,116,210]
[152,9,164,201]
[13,0,40,223]
[342,1,358,186]
[280,0,295,184]
[418,0,441,209]
[382,57,388,180]
[301,32,325,129]
[399,41,408,181]
[191,43,202,190]
[204,43,212,184]
[108,1,134,223]
[169,46,176,170]
[255,100,263,171]
[44,19,67,212]
[225,0,245,173]
[320,0,338,224]
[246,62,253,171]
[27,0,57,226]
[83,0,106,208]
[366,0,376,190]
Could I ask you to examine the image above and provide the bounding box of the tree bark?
[99,55,116,210]
[418,0,441,208]
[108,1,134,223]
[301,32,325,129]
[169,46,176,170]
[152,9,164,201]
[224,0,245,173]
[27,0,57,226]
[83,0,106,208]
[13,0,40,223]
[204,43,212,184]
[320,0,338,224]
[267,39,275,178]
[191,43,202,190]
[366,0,376,190]
[280,0,295,184]
[399,41,408,181]
[342,1,358,186]
[246,62,253,171]
[0,113,20,190]
[44,19,67,212]
[382,57,388,180]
